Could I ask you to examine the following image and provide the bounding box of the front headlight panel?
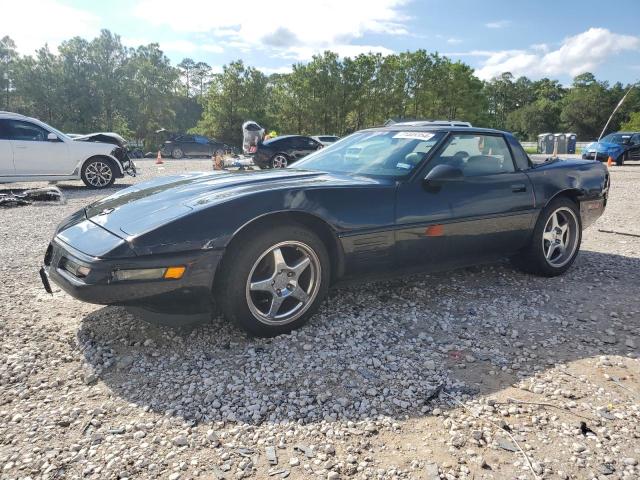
[112,266,186,282]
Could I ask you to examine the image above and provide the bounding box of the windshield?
[601,133,631,144]
[40,121,71,141]
[291,130,444,177]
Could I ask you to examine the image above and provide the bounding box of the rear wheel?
[81,158,116,189]
[512,197,581,276]
[271,153,288,168]
[172,147,184,159]
[215,225,330,336]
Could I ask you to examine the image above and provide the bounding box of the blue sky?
[3,0,640,84]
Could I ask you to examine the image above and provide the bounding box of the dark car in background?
[161,134,231,159]
[252,135,323,168]
[582,131,640,165]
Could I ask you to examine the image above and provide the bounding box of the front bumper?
[41,237,223,317]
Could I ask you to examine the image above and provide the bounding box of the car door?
[395,132,536,269]
[0,119,15,176]
[626,134,640,160]
[8,119,71,175]
[193,135,212,156]
[300,137,322,157]
[177,135,197,156]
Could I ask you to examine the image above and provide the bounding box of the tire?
[172,147,184,159]
[215,224,330,336]
[81,158,116,189]
[616,153,625,166]
[271,153,289,168]
[512,197,582,277]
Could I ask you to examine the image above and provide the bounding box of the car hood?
[73,132,127,148]
[85,169,386,238]
[583,141,624,153]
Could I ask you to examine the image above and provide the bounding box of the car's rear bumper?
[41,238,223,317]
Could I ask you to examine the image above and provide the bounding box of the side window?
[8,120,49,142]
[631,134,640,145]
[0,120,10,139]
[508,138,533,170]
[429,134,516,177]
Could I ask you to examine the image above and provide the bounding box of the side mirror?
[423,164,463,186]
[47,132,59,142]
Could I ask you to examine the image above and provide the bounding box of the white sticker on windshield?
[396,162,412,169]
[393,131,435,140]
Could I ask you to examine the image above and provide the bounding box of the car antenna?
[598,81,638,141]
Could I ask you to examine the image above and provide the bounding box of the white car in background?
[311,135,340,146]
[0,112,135,189]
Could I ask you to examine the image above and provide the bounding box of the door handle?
[511,183,527,193]
[14,145,27,149]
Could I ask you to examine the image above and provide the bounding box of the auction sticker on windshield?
[393,132,436,140]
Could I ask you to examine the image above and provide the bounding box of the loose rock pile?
[1,159,638,479]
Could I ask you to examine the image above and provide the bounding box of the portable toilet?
[537,134,547,153]
[555,133,567,154]
[567,133,577,154]
[538,133,555,154]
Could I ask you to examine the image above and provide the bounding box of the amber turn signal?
[163,266,186,279]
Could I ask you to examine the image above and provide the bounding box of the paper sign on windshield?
[392,132,435,141]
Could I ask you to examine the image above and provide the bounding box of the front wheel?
[81,158,116,189]
[172,147,184,159]
[512,197,582,276]
[215,225,330,336]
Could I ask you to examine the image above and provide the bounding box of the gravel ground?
[1,158,639,480]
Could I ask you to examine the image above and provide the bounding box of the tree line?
[2,30,640,149]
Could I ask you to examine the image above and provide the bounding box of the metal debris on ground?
[0,186,66,208]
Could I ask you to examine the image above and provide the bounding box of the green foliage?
[3,30,639,149]
[620,111,640,131]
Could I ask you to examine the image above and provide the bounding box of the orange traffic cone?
[607,156,614,167]
[155,150,164,165]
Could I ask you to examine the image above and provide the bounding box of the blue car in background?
[582,131,640,165]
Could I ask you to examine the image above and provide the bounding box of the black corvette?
[41,126,609,336]
[252,135,323,168]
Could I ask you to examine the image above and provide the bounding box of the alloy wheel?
[541,206,579,267]
[85,161,113,188]
[245,241,321,325]
[272,155,288,168]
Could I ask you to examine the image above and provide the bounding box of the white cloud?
[122,37,224,55]
[201,44,224,54]
[446,37,462,45]
[132,0,408,59]
[0,0,99,54]
[451,28,640,80]
[485,20,510,29]
[256,65,293,75]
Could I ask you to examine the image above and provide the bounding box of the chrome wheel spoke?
[545,243,557,260]
[250,278,273,292]
[291,287,309,303]
[543,230,555,242]
[267,294,285,318]
[272,247,286,271]
[290,255,311,276]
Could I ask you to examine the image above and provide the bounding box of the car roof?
[0,111,30,120]
[364,125,508,135]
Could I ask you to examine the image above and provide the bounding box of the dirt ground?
[0,158,638,480]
